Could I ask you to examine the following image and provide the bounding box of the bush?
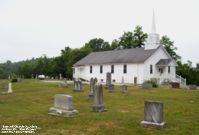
[11,78,18,83]
[144,80,158,88]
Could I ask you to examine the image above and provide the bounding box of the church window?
[90,66,92,73]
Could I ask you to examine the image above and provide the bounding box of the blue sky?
[0,0,198,66]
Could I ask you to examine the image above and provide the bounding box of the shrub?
[144,80,158,88]
[11,78,18,83]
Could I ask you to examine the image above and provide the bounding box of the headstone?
[106,72,112,87]
[74,80,82,92]
[121,76,124,84]
[142,82,152,89]
[141,101,166,128]
[8,83,13,95]
[59,78,68,87]
[59,73,62,80]
[93,83,106,112]
[171,82,180,88]
[36,74,38,79]
[89,78,97,99]
[1,81,7,89]
[49,94,78,117]
[108,84,114,92]
[189,85,197,90]
[1,81,7,94]
[31,74,34,79]
[17,77,22,82]
[121,85,128,93]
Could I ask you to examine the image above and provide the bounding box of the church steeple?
[145,10,160,50]
[152,10,156,34]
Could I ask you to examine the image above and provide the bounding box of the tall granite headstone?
[106,72,111,87]
[141,101,166,128]
[49,94,78,117]
[89,78,97,99]
[92,83,106,112]
[74,80,82,92]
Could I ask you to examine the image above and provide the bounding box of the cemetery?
[0,79,199,135]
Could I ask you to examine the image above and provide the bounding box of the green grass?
[0,80,199,135]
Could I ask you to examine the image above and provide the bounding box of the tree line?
[0,26,198,85]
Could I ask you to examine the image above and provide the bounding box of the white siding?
[144,47,176,83]
[73,63,144,84]
[73,47,176,84]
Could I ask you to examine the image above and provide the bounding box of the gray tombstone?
[17,77,22,82]
[108,84,114,92]
[89,78,98,99]
[121,85,128,93]
[49,94,78,117]
[1,81,7,89]
[141,101,166,128]
[142,82,152,89]
[92,83,106,112]
[189,85,197,90]
[59,78,68,87]
[74,80,82,92]
[1,81,7,94]
[106,72,112,87]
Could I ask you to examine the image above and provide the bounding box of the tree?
[160,36,181,61]
[84,38,111,52]
[133,25,148,48]
[118,25,148,49]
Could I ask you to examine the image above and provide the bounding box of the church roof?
[73,47,158,66]
[156,59,172,66]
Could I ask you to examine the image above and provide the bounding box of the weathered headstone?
[89,78,97,99]
[171,82,180,88]
[49,94,78,117]
[141,101,166,128]
[1,81,7,89]
[1,81,7,94]
[121,76,124,84]
[74,80,82,92]
[106,72,112,87]
[142,82,152,89]
[59,78,68,87]
[17,77,22,82]
[8,83,13,95]
[108,84,114,92]
[59,73,62,80]
[121,85,128,93]
[92,83,106,112]
[189,85,197,90]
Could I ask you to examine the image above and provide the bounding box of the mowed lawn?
[0,80,199,135]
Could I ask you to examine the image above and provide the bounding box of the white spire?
[145,10,160,50]
[152,10,156,34]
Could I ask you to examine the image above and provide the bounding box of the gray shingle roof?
[156,59,172,66]
[73,47,158,66]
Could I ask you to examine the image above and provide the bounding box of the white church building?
[73,14,186,86]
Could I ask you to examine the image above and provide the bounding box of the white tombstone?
[8,83,12,94]
[49,94,78,117]
[59,73,62,80]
